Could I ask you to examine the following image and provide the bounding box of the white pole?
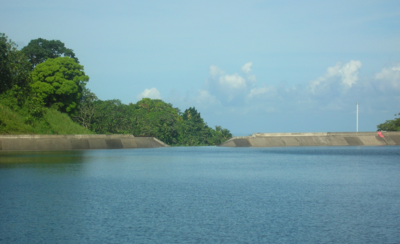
[356,102,358,132]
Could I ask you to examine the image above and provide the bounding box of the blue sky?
[2,0,400,135]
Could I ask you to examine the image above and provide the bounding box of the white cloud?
[203,64,257,105]
[375,65,400,81]
[326,63,342,77]
[308,62,341,93]
[339,60,362,87]
[194,89,219,106]
[219,74,247,89]
[166,61,400,122]
[209,65,224,79]
[248,86,276,99]
[375,64,400,91]
[308,60,362,94]
[136,88,161,100]
[241,62,253,74]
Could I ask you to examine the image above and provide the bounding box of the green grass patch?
[0,103,36,134]
[44,109,93,134]
[0,103,93,135]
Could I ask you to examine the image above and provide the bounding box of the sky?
[1,0,400,135]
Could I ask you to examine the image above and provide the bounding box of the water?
[1,146,400,243]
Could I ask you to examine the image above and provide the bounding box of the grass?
[0,103,93,135]
[44,109,93,134]
[0,103,36,134]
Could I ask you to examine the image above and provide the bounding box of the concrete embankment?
[221,132,400,147]
[0,134,168,151]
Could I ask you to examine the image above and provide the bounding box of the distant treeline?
[0,33,232,145]
[377,113,400,132]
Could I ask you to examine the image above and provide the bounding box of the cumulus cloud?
[241,62,253,74]
[209,65,224,79]
[194,89,219,107]
[247,85,276,99]
[219,74,247,89]
[339,60,362,87]
[374,64,400,92]
[203,63,258,105]
[308,60,362,94]
[375,65,400,81]
[202,60,373,113]
[136,88,161,100]
[169,61,400,119]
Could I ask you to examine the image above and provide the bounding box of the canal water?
[1,146,400,243]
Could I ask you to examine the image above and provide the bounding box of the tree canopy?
[72,87,98,129]
[86,98,232,145]
[22,38,78,68]
[0,33,31,93]
[377,113,400,131]
[31,57,89,114]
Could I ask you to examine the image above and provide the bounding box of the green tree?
[91,99,135,134]
[72,86,98,129]
[30,57,89,114]
[86,98,232,146]
[179,107,211,145]
[211,125,233,145]
[0,33,31,93]
[22,38,78,68]
[134,98,181,144]
[377,113,400,131]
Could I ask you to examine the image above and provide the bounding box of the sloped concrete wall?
[221,132,400,147]
[0,135,169,151]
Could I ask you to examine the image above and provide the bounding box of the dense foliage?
[83,98,231,145]
[0,103,92,135]
[0,33,232,145]
[0,33,31,93]
[377,113,400,131]
[22,38,78,68]
[31,57,89,114]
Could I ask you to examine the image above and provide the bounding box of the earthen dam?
[220,132,400,147]
[0,134,168,151]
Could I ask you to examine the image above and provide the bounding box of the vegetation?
[0,33,31,93]
[83,98,231,146]
[377,113,400,131]
[21,38,78,68]
[0,33,232,145]
[0,103,92,134]
[31,56,89,114]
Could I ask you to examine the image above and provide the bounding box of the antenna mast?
[356,102,359,132]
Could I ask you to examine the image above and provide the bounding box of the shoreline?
[220,131,400,147]
[0,134,169,151]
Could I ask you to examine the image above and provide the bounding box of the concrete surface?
[221,132,400,147]
[0,134,169,151]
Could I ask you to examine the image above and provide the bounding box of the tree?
[73,86,98,129]
[133,98,181,144]
[0,33,31,93]
[82,97,232,146]
[212,125,233,145]
[179,107,213,145]
[182,107,203,123]
[30,57,89,114]
[91,99,135,134]
[22,38,78,68]
[377,113,400,131]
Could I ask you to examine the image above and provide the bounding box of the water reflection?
[0,151,90,175]
[0,150,88,163]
